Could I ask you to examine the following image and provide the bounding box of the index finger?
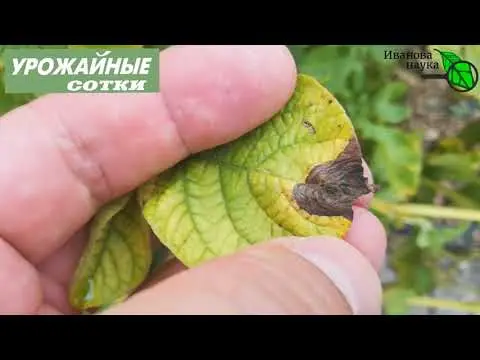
[0,45,297,263]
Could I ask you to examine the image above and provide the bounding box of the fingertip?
[283,236,383,315]
[105,235,382,315]
[345,207,387,271]
[353,159,375,208]
[160,45,297,151]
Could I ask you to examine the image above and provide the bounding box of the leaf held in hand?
[69,193,152,311]
[140,74,376,267]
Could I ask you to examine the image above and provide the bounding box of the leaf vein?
[245,173,293,237]
[217,160,254,245]
[182,170,217,258]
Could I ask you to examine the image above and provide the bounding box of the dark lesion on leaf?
[292,139,378,221]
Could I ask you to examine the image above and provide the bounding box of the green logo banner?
[2,48,160,94]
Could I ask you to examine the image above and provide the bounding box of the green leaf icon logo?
[434,48,478,92]
[448,61,475,90]
[435,49,462,72]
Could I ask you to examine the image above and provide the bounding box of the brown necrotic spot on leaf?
[292,139,376,221]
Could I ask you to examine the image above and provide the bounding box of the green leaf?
[0,46,5,71]
[403,218,470,255]
[383,287,416,315]
[69,193,152,311]
[391,236,437,294]
[287,45,311,63]
[456,182,480,210]
[403,218,434,249]
[297,46,363,96]
[422,178,480,209]
[140,74,376,267]
[363,124,423,201]
[434,48,462,73]
[458,120,480,149]
[427,224,470,254]
[0,80,37,116]
[0,67,37,116]
[373,81,411,124]
[425,152,480,183]
[365,45,396,64]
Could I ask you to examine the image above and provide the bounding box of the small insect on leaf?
[69,193,152,311]
[302,119,316,134]
[140,74,377,267]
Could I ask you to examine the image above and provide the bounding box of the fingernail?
[288,237,382,315]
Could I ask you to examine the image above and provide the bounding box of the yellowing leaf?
[140,74,375,267]
[69,193,152,311]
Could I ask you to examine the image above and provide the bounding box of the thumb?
[102,237,382,315]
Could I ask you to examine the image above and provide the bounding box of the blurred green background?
[1,45,479,314]
[290,45,480,315]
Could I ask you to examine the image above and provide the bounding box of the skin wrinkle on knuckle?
[165,96,216,150]
[159,47,284,153]
[157,92,192,156]
[50,106,113,206]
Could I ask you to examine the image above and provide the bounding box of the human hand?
[0,45,386,315]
